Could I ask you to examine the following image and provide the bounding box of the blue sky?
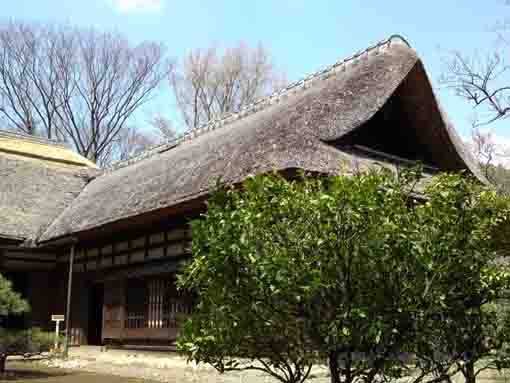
[3,0,509,143]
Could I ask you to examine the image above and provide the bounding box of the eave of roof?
[0,233,25,244]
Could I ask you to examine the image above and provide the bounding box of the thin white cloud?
[110,0,163,13]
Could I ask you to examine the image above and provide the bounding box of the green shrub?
[0,328,54,373]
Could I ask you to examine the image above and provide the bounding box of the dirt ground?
[1,348,509,383]
[2,359,329,383]
[0,361,153,382]
[1,347,330,383]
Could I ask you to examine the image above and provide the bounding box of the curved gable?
[332,60,484,179]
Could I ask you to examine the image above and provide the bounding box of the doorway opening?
[88,283,104,345]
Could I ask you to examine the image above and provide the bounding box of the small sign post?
[51,314,65,350]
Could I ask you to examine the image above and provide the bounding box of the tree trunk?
[0,354,6,374]
[464,361,476,383]
[328,351,341,383]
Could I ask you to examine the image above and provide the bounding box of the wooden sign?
[51,314,64,350]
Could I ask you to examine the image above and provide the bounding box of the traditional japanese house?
[0,36,484,347]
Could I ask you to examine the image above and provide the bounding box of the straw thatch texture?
[0,151,96,241]
[38,39,482,243]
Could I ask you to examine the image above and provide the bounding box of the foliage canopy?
[178,169,510,383]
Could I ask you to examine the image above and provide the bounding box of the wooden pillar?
[63,243,76,358]
[120,278,126,343]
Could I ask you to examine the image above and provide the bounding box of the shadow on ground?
[0,365,70,382]
[0,368,71,382]
[1,361,154,383]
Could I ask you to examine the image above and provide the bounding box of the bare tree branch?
[148,113,176,140]
[171,42,286,130]
[466,125,510,193]
[440,10,510,127]
[0,21,172,166]
[100,125,157,167]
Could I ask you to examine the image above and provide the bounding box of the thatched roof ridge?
[0,130,68,147]
[107,35,412,172]
[37,35,482,244]
[0,130,98,168]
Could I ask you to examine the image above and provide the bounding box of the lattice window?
[125,279,147,329]
[162,280,192,329]
[147,279,166,328]
[125,276,192,329]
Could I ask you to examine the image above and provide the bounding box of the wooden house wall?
[48,268,90,346]
[103,279,124,341]
[65,224,191,274]
[55,220,193,346]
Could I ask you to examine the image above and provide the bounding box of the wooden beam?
[112,242,116,266]
[1,256,55,264]
[353,144,439,172]
[163,232,168,258]
[72,232,190,267]
[98,246,103,268]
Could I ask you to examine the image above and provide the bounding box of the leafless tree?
[465,124,510,193]
[470,126,499,182]
[440,49,510,127]
[171,42,286,130]
[439,2,510,128]
[0,21,171,165]
[0,22,63,138]
[101,126,157,166]
[148,113,175,140]
[440,6,510,192]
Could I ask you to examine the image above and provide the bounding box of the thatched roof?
[0,131,98,168]
[37,36,483,244]
[0,132,99,241]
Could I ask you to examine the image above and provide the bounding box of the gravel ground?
[34,348,331,383]
[4,352,510,383]
[7,348,508,383]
